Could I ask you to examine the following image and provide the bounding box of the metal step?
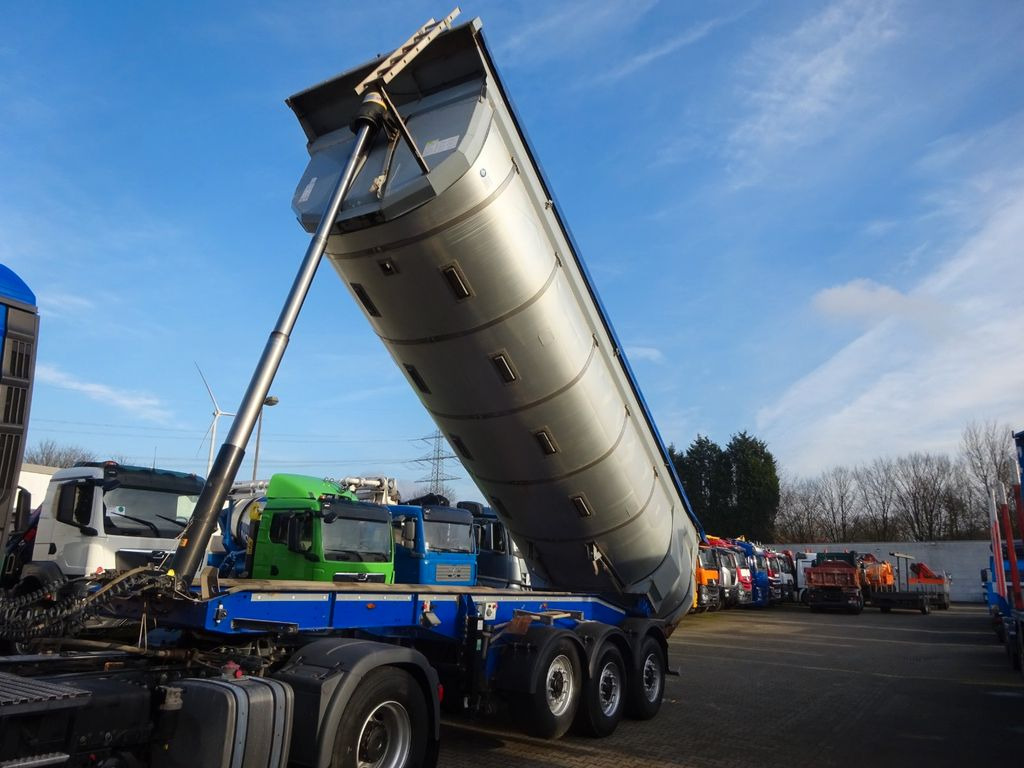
[0,754,70,768]
[0,671,90,716]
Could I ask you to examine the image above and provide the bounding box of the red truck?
[804,552,864,614]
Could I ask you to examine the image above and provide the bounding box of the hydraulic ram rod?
[168,112,379,584]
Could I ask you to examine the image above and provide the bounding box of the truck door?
[41,480,98,576]
[475,518,508,588]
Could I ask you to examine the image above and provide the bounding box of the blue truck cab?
[458,501,532,590]
[389,501,477,586]
[731,539,772,607]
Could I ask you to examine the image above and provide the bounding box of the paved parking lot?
[439,604,1024,768]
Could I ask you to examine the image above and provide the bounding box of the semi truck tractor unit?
[460,500,532,590]
[7,461,204,589]
[0,13,700,768]
[390,501,477,586]
[248,474,396,584]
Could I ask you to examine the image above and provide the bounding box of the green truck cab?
[250,474,394,584]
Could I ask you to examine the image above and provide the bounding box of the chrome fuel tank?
[287,19,700,624]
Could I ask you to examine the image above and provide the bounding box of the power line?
[412,430,460,495]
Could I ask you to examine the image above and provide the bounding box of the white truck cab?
[29,462,204,581]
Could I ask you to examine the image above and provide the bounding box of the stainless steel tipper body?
[287,19,701,625]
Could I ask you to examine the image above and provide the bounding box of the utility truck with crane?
[0,11,703,768]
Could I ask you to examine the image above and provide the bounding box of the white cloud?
[36,291,96,321]
[811,278,941,330]
[495,0,658,67]
[728,1,899,177]
[36,363,173,423]
[596,16,732,83]
[626,346,665,364]
[758,178,1024,475]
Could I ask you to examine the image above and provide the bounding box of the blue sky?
[4,1,1023,503]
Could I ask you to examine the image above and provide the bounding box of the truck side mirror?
[401,520,416,544]
[13,487,31,532]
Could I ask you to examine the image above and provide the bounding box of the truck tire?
[625,635,665,721]
[574,643,625,738]
[514,638,581,739]
[920,600,931,615]
[330,667,429,768]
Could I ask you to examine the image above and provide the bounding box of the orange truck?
[691,545,722,612]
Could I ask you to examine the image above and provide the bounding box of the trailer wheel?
[574,643,625,738]
[330,667,428,768]
[514,638,581,739]
[625,636,665,720]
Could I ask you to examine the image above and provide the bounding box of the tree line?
[774,421,1016,543]
[669,420,1015,544]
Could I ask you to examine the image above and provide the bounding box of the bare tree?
[775,475,823,543]
[943,458,987,539]
[24,439,95,468]
[960,420,1016,518]
[892,453,952,541]
[817,466,859,542]
[856,458,903,540]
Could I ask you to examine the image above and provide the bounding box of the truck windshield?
[103,486,200,538]
[423,521,474,553]
[754,554,767,571]
[321,518,391,563]
[698,549,717,569]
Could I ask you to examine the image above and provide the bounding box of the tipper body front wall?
[287,19,700,624]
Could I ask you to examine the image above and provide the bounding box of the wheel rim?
[598,660,622,717]
[641,652,662,703]
[545,654,575,716]
[356,700,412,768]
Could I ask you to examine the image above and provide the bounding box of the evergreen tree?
[723,431,780,541]
[670,435,729,533]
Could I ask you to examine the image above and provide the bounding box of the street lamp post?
[252,395,279,482]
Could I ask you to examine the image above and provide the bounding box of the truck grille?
[435,564,471,582]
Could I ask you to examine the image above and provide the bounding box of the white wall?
[18,463,57,509]
[774,539,991,603]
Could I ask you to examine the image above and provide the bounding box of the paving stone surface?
[437,604,1024,768]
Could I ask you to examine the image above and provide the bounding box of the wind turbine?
[195,363,235,476]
